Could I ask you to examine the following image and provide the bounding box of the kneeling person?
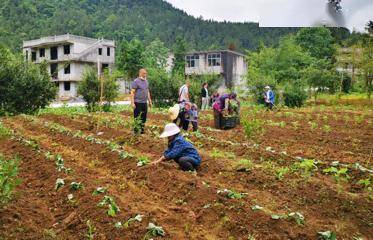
[152,123,201,171]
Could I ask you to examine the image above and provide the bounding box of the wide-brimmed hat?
[160,123,181,138]
[264,86,271,89]
[168,104,180,121]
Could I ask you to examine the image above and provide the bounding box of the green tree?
[77,67,119,112]
[116,38,144,79]
[0,45,57,115]
[172,35,188,75]
[142,38,169,70]
[295,27,336,60]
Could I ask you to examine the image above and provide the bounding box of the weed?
[0,122,11,139]
[0,155,20,207]
[308,121,318,130]
[357,178,371,189]
[291,121,299,130]
[211,148,225,159]
[322,125,332,133]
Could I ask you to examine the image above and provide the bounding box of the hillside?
[0,0,300,51]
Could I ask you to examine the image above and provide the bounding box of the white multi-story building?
[185,50,247,90]
[23,34,115,100]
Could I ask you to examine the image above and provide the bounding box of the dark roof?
[186,49,245,57]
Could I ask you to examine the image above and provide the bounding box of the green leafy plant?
[92,187,107,196]
[234,159,253,172]
[0,122,11,139]
[55,178,65,190]
[293,159,318,176]
[70,182,83,191]
[288,212,305,225]
[357,178,371,189]
[217,189,247,199]
[145,223,165,239]
[242,118,265,139]
[137,156,150,167]
[123,214,143,228]
[318,231,336,240]
[210,148,225,159]
[276,167,290,180]
[323,167,350,182]
[0,155,20,207]
[98,196,120,217]
[86,220,96,240]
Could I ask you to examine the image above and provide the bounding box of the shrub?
[0,45,57,115]
[283,84,308,108]
[0,154,20,207]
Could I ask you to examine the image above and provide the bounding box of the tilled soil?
[0,106,372,240]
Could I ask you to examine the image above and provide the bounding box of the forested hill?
[0,0,348,51]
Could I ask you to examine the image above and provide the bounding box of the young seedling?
[55,178,65,190]
[275,167,289,180]
[145,223,165,238]
[288,212,305,225]
[357,178,371,189]
[123,214,143,228]
[234,159,253,172]
[86,220,95,240]
[318,231,336,240]
[137,156,150,167]
[92,187,107,196]
[70,182,83,191]
[98,196,120,217]
[217,189,247,199]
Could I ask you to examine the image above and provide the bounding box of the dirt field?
[0,105,372,240]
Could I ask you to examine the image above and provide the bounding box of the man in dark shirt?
[131,69,152,134]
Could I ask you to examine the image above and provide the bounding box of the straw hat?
[168,104,180,121]
[264,86,270,90]
[160,123,181,138]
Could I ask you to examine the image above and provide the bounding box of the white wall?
[232,55,248,87]
[58,82,78,99]
[185,53,223,75]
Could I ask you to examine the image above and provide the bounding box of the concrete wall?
[58,82,78,99]
[185,53,223,75]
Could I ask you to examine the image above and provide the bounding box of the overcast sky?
[165,0,372,32]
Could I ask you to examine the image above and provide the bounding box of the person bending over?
[152,123,201,171]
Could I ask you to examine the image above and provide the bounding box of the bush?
[0,154,20,208]
[283,84,308,108]
[0,45,57,115]
[78,68,119,112]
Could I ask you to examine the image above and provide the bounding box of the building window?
[98,48,102,56]
[64,64,70,74]
[208,53,221,66]
[31,52,36,62]
[102,63,109,74]
[50,63,58,79]
[39,48,45,58]
[64,45,70,55]
[51,47,58,60]
[186,55,199,68]
[64,82,70,91]
[107,47,110,56]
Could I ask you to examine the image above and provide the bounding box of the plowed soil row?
[29,114,373,239]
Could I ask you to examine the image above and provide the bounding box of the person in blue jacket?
[151,123,201,171]
[264,86,275,110]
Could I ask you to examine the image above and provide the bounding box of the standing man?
[201,82,209,110]
[178,80,190,103]
[264,86,275,111]
[131,69,152,134]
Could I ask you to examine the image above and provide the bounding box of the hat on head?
[265,86,270,89]
[160,123,181,138]
[168,104,180,121]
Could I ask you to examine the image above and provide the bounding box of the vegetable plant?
[70,182,83,191]
[234,159,253,172]
[55,178,65,190]
[92,187,107,196]
[318,231,336,240]
[123,214,143,228]
[323,167,350,182]
[137,156,150,167]
[145,223,165,239]
[242,118,265,139]
[86,220,95,240]
[217,189,247,199]
[98,196,120,217]
[288,212,305,225]
[275,167,289,180]
[0,155,20,207]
